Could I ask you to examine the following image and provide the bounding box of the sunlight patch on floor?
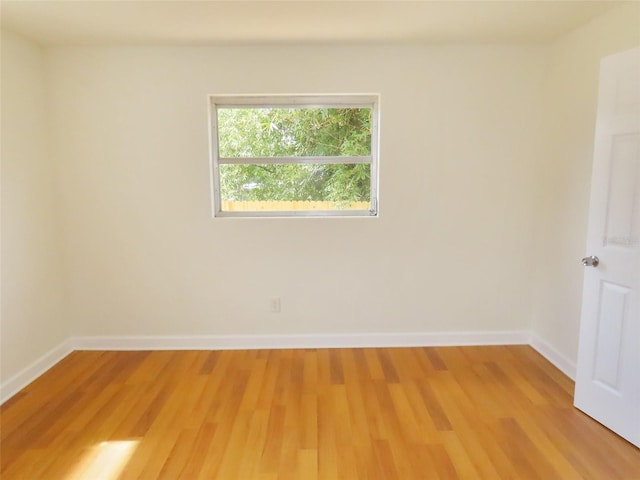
[65,440,139,480]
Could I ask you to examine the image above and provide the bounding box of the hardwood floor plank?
[400,381,444,439]
[363,348,386,380]
[316,391,338,480]
[259,404,286,474]
[387,384,426,445]
[427,370,534,479]
[428,442,460,479]
[423,347,448,371]
[2,346,639,479]
[376,349,400,383]
[156,427,199,480]
[174,421,217,478]
[372,439,400,480]
[199,350,220,375]
[297,448,318,480]
[415,379,453,431]
[444,414,504,477]
[328,350,344,385]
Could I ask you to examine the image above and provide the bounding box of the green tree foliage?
[218,107,372,202]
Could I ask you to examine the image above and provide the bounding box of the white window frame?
[209,94,380,218]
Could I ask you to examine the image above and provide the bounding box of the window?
[209,95,379,217]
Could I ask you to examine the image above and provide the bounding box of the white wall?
[47,45,546,338]
[532,3,640,365]
[1,30,68,384]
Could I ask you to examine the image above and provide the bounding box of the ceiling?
[0,1,624,47]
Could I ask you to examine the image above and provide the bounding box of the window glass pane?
[220,163,371,211]
[217,107,371,158]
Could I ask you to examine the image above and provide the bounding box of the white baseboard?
[0,339,74,404]
[2,330,571,405]
[71,330,530,351]
[529,333,577,380]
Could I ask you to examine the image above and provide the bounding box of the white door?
[574,46,640,448]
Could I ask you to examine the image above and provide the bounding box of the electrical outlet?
[270,297,281,313]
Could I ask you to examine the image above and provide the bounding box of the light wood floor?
[1,346,639,479]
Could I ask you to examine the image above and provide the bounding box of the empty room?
[1,0,640,478]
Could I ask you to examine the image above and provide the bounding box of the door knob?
[582,255,599,267]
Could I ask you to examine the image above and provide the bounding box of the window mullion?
[218,155,372,165]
